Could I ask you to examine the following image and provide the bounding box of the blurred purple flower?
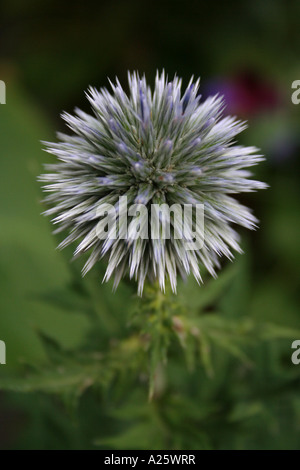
[204,70,282,117]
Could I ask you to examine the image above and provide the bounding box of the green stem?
[139,282,174,400]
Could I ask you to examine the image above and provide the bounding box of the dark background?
[0,0,300,450]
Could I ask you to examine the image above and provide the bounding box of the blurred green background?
[0,0,300,450]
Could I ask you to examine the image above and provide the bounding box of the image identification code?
[104,454,196,467]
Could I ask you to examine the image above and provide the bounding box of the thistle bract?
[40,71,266,295]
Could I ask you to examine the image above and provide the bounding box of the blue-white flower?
[39,71,267,295]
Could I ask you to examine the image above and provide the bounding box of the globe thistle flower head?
[39,71,267,295]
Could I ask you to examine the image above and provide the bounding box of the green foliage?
[1,255,300,450]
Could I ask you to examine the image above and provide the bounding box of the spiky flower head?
[39,71,266,295]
